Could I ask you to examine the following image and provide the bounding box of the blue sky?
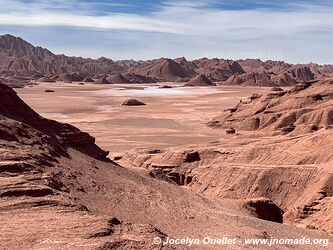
[0,0,332,64]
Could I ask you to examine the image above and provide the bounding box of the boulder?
[122,99,146,106]
[226,128,236,134]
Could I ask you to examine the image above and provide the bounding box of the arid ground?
[17,83,270,154]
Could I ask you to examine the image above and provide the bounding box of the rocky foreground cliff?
[1,81,332,249]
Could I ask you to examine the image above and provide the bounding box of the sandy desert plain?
[16,82,270,154]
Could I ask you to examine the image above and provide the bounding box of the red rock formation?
[106,74,130,84]
[95,77,110,84]
[130,58,189,81]
[57,73,84,83]
[208,78,333,134]
[0,34,124,76]
[271,72,298,86]
[174,57,197,77]
[185,74,215,86]
[193,58,245,81]
[224,72,275,86]
[122,72,156,83]
[1,34,333,86]
[287,65,315,82]
[0,82,108,159]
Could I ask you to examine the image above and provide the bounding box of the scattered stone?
[226,128,236,134]
[122,99,146,106]
[158,85,172,89]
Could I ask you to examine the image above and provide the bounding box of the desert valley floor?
[16,83,270,154]
[16,83,270,155]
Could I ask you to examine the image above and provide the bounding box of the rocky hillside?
[116,78,333,235]
[0,82,108,160]
[1,81,332,249]
[0,35,123,76]
[1,34,333,86]
[208,79,333,135]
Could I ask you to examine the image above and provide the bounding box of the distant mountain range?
[1,34,333,87]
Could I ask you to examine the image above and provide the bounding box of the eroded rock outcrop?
[0,82,108,159]
[116,78,333,234]
[208,78,333,135]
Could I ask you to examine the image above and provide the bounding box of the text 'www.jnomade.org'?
[153,236,330,247]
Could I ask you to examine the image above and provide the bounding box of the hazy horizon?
[0,0,332,64]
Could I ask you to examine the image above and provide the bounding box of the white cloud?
[0,0,332,64]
